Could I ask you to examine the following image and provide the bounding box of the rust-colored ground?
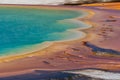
[82,2,120,10]
[0,3,120,77]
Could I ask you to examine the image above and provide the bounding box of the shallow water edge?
[0,5,92,59]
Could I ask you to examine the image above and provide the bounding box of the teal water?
[0,7,88,56]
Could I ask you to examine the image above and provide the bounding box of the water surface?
[0,7,89,56]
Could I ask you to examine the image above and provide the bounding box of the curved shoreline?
[0,5,99,78]
[0,3,120,79]
[0,5,94,63]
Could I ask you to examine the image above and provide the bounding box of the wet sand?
[0,3,120,78]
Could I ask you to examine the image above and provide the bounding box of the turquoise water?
[0,7,88,56]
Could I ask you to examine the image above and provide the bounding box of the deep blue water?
[0,7,87,56]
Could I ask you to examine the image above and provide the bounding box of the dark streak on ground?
[84,41,120,55]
